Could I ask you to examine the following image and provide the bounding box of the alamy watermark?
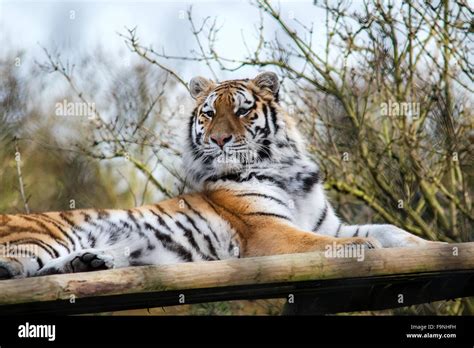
[216,148,259,165]
[55,99,96,120]
[18,322,56,341]
[381,101,420,118]
[0,242,39,259]
[324,241,365,262]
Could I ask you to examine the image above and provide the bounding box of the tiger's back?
[0,192,245,278]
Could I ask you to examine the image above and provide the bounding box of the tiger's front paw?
[69,252,113,272]
[38,250,115,276]
[337,237,382,250]
[404,237,447,248]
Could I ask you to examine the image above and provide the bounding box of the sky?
[0,0,328,83]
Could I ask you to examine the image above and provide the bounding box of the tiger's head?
[185,72,304,186]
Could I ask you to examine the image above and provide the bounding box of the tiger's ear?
[253,71,279,96]
[189,76,214,99]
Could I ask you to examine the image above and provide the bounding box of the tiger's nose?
[210,134,233,148]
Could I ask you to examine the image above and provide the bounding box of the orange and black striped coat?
[0,72,435,279]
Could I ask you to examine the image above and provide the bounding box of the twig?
[13,138,30,214]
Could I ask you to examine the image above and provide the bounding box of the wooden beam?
[0,242,473,315]
[281,270,474,315]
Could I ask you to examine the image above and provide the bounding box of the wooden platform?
[0,242,473,315]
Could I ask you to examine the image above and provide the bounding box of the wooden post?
[0,242,473,315]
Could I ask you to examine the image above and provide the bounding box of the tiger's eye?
[236,108,251,117]
[203,110,214,118]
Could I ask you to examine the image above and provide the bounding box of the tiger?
[0,71,437,280]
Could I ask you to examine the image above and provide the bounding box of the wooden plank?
[0,270,473,315]
[0,242,473,314]
[282,270,474,315]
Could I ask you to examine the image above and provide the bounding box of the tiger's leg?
[310,203,439,247]
[337,225,417,247]
[36,247,136,276]
[242,221,381,257]
[315,220,440,248]
[334,224,443,248]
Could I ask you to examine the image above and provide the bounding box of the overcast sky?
[0,0,328,82]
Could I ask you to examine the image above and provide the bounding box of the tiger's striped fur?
[0,72,434,279]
